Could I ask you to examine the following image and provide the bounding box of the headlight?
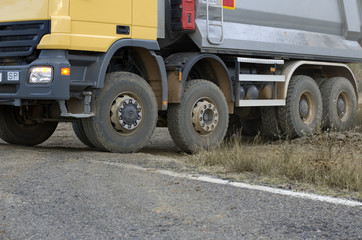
[29,67,53,84]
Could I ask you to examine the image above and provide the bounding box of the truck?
[0,0,360,153]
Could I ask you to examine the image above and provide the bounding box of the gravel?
[0,123,361,239]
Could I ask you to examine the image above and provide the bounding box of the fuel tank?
[168,0,362,62]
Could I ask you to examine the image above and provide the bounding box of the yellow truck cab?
[0,0,169,152]
[0,0,360,153]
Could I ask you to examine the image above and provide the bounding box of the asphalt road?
[0,124,361,240]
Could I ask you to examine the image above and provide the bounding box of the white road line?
[99,161,362,207]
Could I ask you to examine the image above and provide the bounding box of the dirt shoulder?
[0,118,361,202]
[11,122,358,201]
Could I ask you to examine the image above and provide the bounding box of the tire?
[225,114,242,139]
[225,115,260,139]
[82,71,158,153]
[0,106,58,146]
[278,75,322,138]
[260,107,281,139]
[72,120,95,148]
[168,80,228,153]
[240,119,259,136]
[320,77,357,131]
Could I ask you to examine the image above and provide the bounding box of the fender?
[93,39,168,110]
[165,53,234,105]
[280,61,358,100]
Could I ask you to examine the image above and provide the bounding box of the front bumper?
[0,50,70,104]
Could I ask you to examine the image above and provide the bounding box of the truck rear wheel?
[320,77,357,131]
[240,119,259,136]
[225,114,242,139]
[82,72,158,153]
[72,120,95,148]
[0,106,58,146]
[278,75,322,138]
[260,107,281,139]
[168,80,228,153]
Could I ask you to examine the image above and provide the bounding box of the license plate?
[7,71,20,81]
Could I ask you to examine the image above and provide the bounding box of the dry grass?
[190,64,362,199]
[191,64,362,199]
[191,131,362,200]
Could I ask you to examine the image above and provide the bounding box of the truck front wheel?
[82,72,158,153]
[72,120,95,148]
[0,106,58,146]
[168,80,228,153]
[278,75,323,138]
[320,77,357,131]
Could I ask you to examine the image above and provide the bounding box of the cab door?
[69,0,132,51]
[132,0,158,40]
[70,0,132,27]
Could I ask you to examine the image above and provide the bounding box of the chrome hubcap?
[337,98,345,117]
[299,92,316,125]
[192,99,219,135]
[299,99,309,118]
[110,95,142,133]
[336,91,351,122]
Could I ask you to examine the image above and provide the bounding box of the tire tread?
[168,80,228,153]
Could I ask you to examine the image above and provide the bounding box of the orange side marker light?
[61,68,70,76]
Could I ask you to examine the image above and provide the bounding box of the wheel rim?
[298,91,316,125]
[191,97,219,136]
[336,91,352,122]
[110,93,143,135]
[11,107,40,129]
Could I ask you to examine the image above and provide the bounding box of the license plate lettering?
[7,71,19,81]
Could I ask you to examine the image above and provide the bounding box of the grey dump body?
[175,0,362,62]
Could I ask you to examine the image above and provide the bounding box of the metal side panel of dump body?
[189,0,362,62]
